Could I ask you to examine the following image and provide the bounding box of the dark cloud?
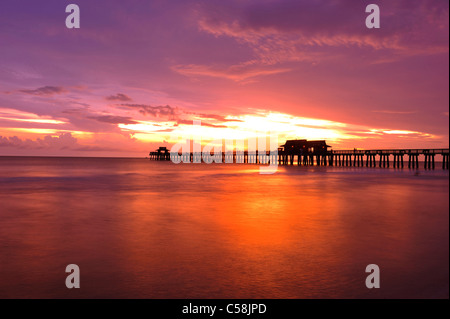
[0,133,126,154]
[19,86,67,96]
[62,107,90,115]
[0,136,22,147]
[87,115,138,125]
[198,0,449,61]
[120,104,178,118]
[0,133,77,150]
[106,93,132,102]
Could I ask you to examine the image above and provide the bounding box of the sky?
[0,0,448,157]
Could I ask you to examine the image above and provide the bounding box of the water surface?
[0,157,448,298]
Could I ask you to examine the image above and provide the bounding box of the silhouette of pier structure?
[149,140,449,170]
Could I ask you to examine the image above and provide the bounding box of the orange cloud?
[172,63,291,82]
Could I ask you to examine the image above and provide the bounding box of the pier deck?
[149,145,449,170]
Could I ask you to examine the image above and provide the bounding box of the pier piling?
[150,143,449,170]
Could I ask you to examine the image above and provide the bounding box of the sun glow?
[1,106,440,154]
[118,111,357,146]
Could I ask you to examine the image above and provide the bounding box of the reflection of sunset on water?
[1,158,447,298]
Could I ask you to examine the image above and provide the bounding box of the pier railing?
[332,149,449,155]
[149,148,449,170]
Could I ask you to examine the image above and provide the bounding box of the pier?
[149,141,449,170]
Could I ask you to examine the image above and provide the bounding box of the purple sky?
[0,0,448,156]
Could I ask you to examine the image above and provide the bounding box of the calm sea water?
[0,157,448,298]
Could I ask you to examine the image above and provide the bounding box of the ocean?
[0,157,448,298]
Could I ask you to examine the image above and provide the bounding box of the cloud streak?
[120,104,179,118]
[87,115,138,125]
[105,93,132,102]
[196,0,449,67]
[18,86,67,96]
[172,63,290,81]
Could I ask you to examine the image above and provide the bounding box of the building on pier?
[280,140,331,155]
[149,146,170,160]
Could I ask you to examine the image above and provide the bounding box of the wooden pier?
[149,142,450,170]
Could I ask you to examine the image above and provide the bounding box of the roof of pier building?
[281,140,331,154]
